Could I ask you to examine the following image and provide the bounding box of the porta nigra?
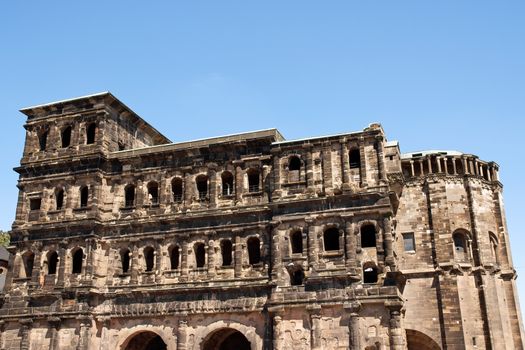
[1,92,523,349]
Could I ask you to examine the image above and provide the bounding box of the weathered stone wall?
[2,93,523,349]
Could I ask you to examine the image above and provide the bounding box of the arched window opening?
[38,130,48,151]
[195,243,206,268]
[72,248,83,274]
[86,123,97,144]
[147,182,159,205]
[56,189,64,210]
[489,232,499,264]
[125,185,135,207]
[323,228,340,251]
[289,156,301,171]
[21,251,35,278]
[196,175,208,200]
[61,126,72,148]
[80,186,89,208]
[120,249,130,273]
[221,171,234,196]
[143,247,155,272]
[349,148,361,169]
[453,231,469,261]
[171,178,183,203]
[291,268,305,286]
[247,237,261,265]
[363,264,378,284]
[361,224,377,248]
[221,240,233,266]
[247,168,260,193]
[47,251,58,275]
[169,246,180,270]
[290,230,303,254]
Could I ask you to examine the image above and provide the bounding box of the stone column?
[443,157,448,174]
[304,145,315,190]
[427,157,433,174]
[383,217,395,269]
[19,319,32,350]
[452,158,458,175]
[321,142,333,194]
[345,220,357,273]
[310,313,322,350]
[234,164,244,203]
[344,302,361,350]
[437,156,442,173]
[270,224,282,280]
[207,236,216,277]
[272,315,283,350]
[234,233,243,278]
[358,137,367,187]
[181,239,189,278]
[177,319,188,350]
[55,241,67,288]
[0,320,5,350]
[184,172,193,204]
[387,304,405,350]
[98,317,111,350]
[341,140,351,189]
[271,149,282,196]
[306,220,318,272]
[375,136,385,182]
[209,168,217,208]
[410,160,415,177]
[130,241,139,284]
[83,239,94,282]
[76,316,91,350]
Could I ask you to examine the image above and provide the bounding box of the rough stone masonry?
[1,92,523,349]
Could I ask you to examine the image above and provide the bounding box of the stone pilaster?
[341,140,351,189]
[76,316,92,350]
[55,240,67,288]
[209,168,217,208]
[308,306,322,350]
[386,301,405,350]
[306,220,318,272]
[321,142,333,195]
[207,236,216,277]
[177,318,188,350]
[181,239,189,278]
[270,224,282,280]
[19,319,32,350]
[272,315,283,350]
[234,232,243,278]
[358,137,367,187]
[345,302,361,350]
[304,145,315,191]
[383,217,395,269]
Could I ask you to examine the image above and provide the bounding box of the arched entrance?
[406,329,441,350]
[122,331,167,350]
[202,328,251,350]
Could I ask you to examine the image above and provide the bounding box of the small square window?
[403,232,415,252]
[29,198,41,211]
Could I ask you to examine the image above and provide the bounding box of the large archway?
[202,328,251,350]
[406,329,441,350]
[121,331,167,350]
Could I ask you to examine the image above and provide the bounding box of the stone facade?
[1,92,524,349]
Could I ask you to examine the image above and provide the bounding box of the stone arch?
[406,329,441,350]
[452,228,471,262]
[117,326,176,350]
[356,220,381,247]
[195,321,261,350]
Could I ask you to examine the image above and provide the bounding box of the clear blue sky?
[1,1,524,311]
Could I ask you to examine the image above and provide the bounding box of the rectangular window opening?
[403,232,415,252]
